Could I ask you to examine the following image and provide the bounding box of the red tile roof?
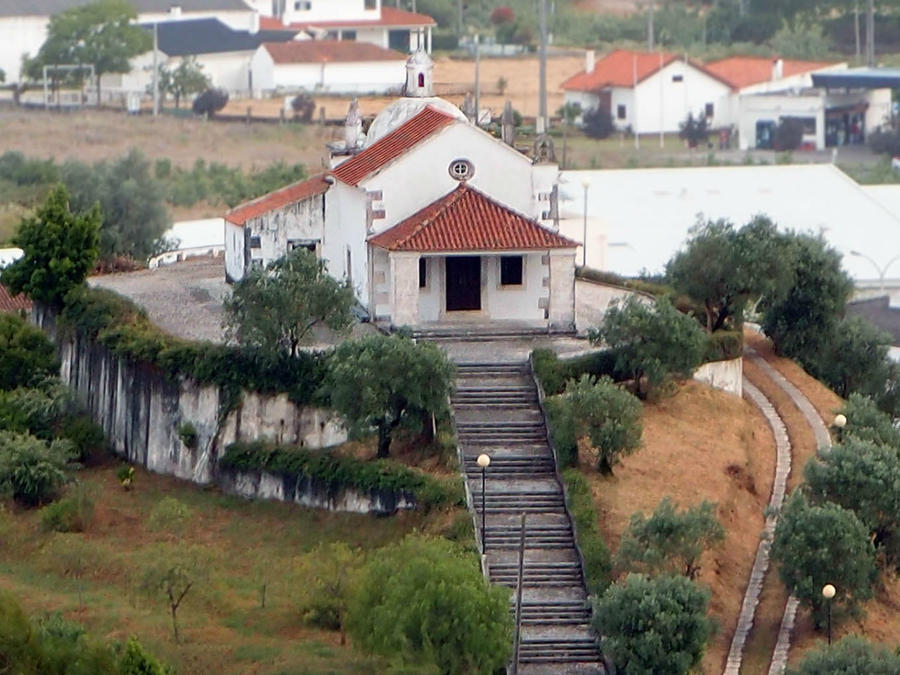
[369,184,578,252]
[332,106,456,186]
[262,40,405,64]
[259,7,435,32]
[561,48,731,92]
[0,284,31,313]
[705,56,836,90]
[225,174,330,226]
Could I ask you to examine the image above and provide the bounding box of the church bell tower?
[405,36,433,98]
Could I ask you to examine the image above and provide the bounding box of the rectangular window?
[500,256,523,286]
[617,104,626,120]
[293,1,311,9]
[419,258,427,288]
[251,258,263,268]
[364,0,377,8]
[249,235,261,248]
[288,239,317,254]
[341,30,357,40]
[672,74,683,82]
[705,102,714,118]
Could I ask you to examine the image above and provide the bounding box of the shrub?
[294,542,364,643]
[291,93,315,122]
[532,348,620,397]
[839,393,900,447]
[147,497,193,535]
[563,468,612,595]
[703,330,743,362]
[192,87,228,117]
[786,635,900,674]
[582,106,614,139]
[40,484,94,532]
[0,313,60,390]
[774,117,805,151]
[59,414,105,463]
[544,395,577,468]
[0,432,72,506]
[118,636,170,675]
[679,112,709,148]
[176,421,198,450]
[117,465,135,490]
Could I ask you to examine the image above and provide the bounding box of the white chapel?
[224,46,578,331]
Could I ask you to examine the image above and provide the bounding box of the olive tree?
[326,334,453,458]
[294,542,364,645]
[786,635,900,675]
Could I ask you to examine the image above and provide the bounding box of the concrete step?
[486,523,574,549]
[464,455,556,478]
[489,561,583,587]
[519,636,602,664]
[456,362,530,376]
[472,491,566,513]
[415,327,562,341]
[516,600,592,626]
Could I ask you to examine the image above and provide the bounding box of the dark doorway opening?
[446,256,481,311]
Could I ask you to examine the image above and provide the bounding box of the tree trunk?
[704,299,715,333]
[376,423,392,458]
[96,76,101,108]
[170,605,180,643]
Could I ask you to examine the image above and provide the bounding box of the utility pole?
[152,22,159,116]
[866,0,875,67]
[855,0,861,62]
[474,34,480,126]
[647,1,654,51]
[538,0,548,134]
[457,0,463,39]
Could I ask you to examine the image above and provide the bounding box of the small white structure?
[561,49,734,134]
[225,47,578,331]
[251,0,436,54]
[250,40,406,95]
[149,218,226,268]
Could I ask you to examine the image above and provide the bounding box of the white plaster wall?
[634,61,732,134]
[483,253,546,321]
[269,60,404,94]
[245,193,326,269]
[225,221,245,282]
[548,250,576,328]
[322,181,368,301]
[357,27,390,49]
[363,123,538,234]
[0,16,49,83]
[390,251,419,327]
[190,51,255,95]
[694,357,743,397]
[738,93,825,150]
[417,255,441,322]
[609,87,634,130]
[563,90,600,118]
[864,89,893,133]
[574,278,652,334]
[283,0,380,23]
[250,46,275,94]
[371,246,392,318]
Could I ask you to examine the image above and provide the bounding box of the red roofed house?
[561,49,734,134]
[225,47,578,331]
[247,0,436,54]
[250,40,407,94]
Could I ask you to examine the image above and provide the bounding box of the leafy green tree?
[192,87,228,118]
[326,334,454,458]
[294,542,364,645]
[761,233,853,366]
[679,111,709,148]
[814,316,892,399]
[140,545,207,643]
[163,57,210,109]
[615,498,725,579]
[27,0,151,102]
[838,393,900,447]
[346,536,512,674]
[224,248,355,358]
[0,314,59,390]
[2,185,99,307]
[0,590,42,673]
[594,574,714,675]
[61,150,169,261]
[804,438,900,561]
[666,216,792,332]
[591,296,706,399]
[117,636,170,675]
[771,20,831,60]
[785,635,900,675]
[33,612,118,675]
[582,106,614,139]
[556,374,642,474]
[0,431,73,506]
[770,492,878,626]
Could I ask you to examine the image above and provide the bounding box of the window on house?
[672,74,683,82]
[249,235,261,248]
[617,104,626,120]
[500,256,523,286]
[251,258,263,268]
[288,239,317,254]
[705,102,714,118]
[419,258,427,288]
[293,0,310,9]
[417,72,425,87]
[364,0,377,8]
[341,30,356,40]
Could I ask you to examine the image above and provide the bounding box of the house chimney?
[249,11,260,34]
[169,4,181,19]
[772,58,784,81]
[585,49,595,74]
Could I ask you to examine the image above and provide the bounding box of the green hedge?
[220,441,464,510]
[703,330,743,363]
[58,287,328,406]
[562,468,611,596]
[532,348,622,397]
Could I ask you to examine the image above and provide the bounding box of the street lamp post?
[833,413,847,443]
[581,181,589,268]
[822,583,836,645]
[477,453,491,552]
[850,250,900,295]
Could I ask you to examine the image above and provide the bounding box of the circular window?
[448,159,474,182]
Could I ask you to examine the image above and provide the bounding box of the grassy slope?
[0,463,462,675]
[583,380,776,674]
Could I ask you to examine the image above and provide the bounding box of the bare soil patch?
[585,380,775,674]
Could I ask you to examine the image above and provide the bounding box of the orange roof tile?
[0,284,31,313]
[332,106,456,186]
[705,56,835,89]
[262,40,405,63]
[369,184,578,252]
[259,7,435,32]
[225,174,330,226]
[562,48,731,92]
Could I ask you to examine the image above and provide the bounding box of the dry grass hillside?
[584,379,776,674]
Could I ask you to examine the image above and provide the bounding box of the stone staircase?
[452,361,605,674]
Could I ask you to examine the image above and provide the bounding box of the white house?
[0,0,257,85]
[252,0,436,53]
[561,49,734,134]
[250,40,406,95]
[225,47,578,331]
